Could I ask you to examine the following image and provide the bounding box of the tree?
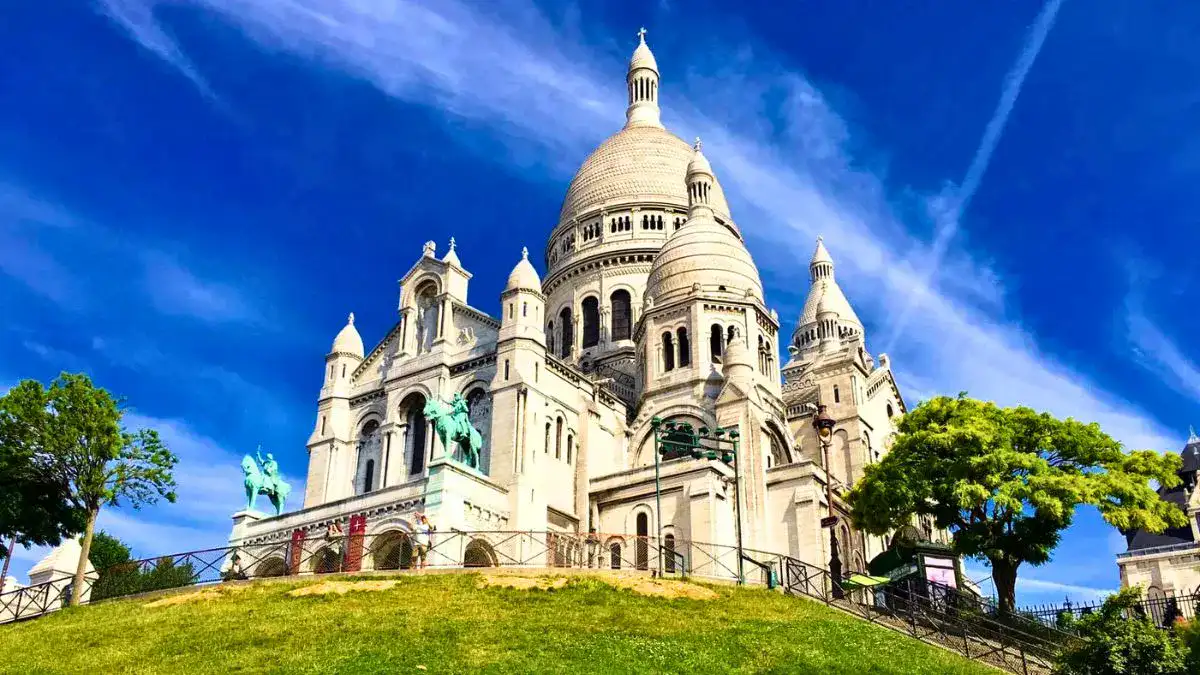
[39,373,178,607]
[87,531,139,602]
[1054,587,1187,675]
[846,395,1186,613]
[0,380,87,564]
[88,531,132,572]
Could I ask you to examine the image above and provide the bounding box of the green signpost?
[650,417,743,583]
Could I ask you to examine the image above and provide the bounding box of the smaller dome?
[646,218,763,302]
[331,313,365,358]
[505,247,542,292]
[687,138,713,177]
[721,334,755,384]
[630,29,658,73]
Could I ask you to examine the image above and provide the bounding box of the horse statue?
[424,394,483,469]
[242,448,292,515]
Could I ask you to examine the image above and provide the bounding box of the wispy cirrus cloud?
[98,0,1177,459]
[885,0,1066,352]
[0,179,262,328]
[1126,299,1200,404]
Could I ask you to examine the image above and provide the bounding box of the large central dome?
[558,126,731,222]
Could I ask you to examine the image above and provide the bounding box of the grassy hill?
[0,570,998,674]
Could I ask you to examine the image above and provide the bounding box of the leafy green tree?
[0,381,87,561]
[846,395,1186,613]
[39,373,178,606]
[88,531,132,572]
[1054,587,1187,675]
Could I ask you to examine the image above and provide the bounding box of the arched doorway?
[255,557,287,578]
[313,547,340,574]
[463,540,497,568]
[635,513,649,570]
[371,531,412,571]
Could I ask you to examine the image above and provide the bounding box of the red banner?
[345,514,367,572]
[288,528,306,575]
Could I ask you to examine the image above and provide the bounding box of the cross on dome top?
[521,246,529,260]
[694,137,702,151]
[449,236,457,251]
[347,312,355,325]
[1189,426,1199,444]
[638,27,647,43]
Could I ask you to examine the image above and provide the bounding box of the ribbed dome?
[646,217,762,302]
[331,313,365,358]
[630,39,658,73]
[558,126,730,222]
[505,247,541,292]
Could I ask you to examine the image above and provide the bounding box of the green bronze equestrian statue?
[242,446,292,515]
[424,394,484,469]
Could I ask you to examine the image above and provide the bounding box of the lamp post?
[812,404,844,599]
[652,418,743,584]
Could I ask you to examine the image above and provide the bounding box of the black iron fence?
[1019,585,1200,629]
[780,556,1078,675]
[1,529,1072,673]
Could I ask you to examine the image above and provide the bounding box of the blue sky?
[1,0,1197,607]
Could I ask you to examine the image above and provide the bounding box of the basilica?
[227,33,910,578]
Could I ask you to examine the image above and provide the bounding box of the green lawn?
[0,571,997,674]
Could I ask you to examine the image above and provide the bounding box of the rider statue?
[257,447,279,482]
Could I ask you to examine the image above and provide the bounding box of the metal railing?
[0,529,1074,674]
[1019,585,1200,629]
[779,556,1077,675]
[1115,541,1200,560]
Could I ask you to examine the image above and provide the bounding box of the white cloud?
[885,0,1064,350]
[140,252,258,325]
[96,0,1180,458]
[1127,298,1200,404]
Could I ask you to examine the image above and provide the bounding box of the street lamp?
[812,404,844,599]
[652,418,743,584]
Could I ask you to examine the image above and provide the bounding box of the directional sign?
[820,515,838,529]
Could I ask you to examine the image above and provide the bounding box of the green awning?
[840,574,893,590]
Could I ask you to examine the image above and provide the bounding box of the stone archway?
[463,539,497,568]
[255,557,287,578]
[313,547,341,574]
[371,531,413,571]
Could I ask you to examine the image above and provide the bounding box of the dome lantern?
[625,28,662,129]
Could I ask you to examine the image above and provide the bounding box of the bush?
[1177,619,1200,674]
[1054,588,1187,675]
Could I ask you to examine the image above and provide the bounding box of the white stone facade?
[227,33,916,577]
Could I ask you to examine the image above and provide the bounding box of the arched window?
[662,332,675,372]
[545,422,551,454]
[834,385,840,403]
[558,307,573,358]
[610,543,621,569]
[555,417,563,459]
[664,533,676,573]
[401,394,427,476]
[635,513,649,570]
[710,324,724,362]
[357,420,381,495]
[727,325,737,343]
[886,403,895,418]
[566,435,573,464]
[676,328,690,367]
[547,321,556,354]
[581,297,600,348]
[610,290,632,341]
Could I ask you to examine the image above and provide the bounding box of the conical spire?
[331,312,364,358]
[810,236,834,281]
[625,27,663,129]
[442,236,462,267]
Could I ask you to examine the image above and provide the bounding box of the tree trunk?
[72,509,98,607]
[989,556,1019,614]
[0,538,14,594]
